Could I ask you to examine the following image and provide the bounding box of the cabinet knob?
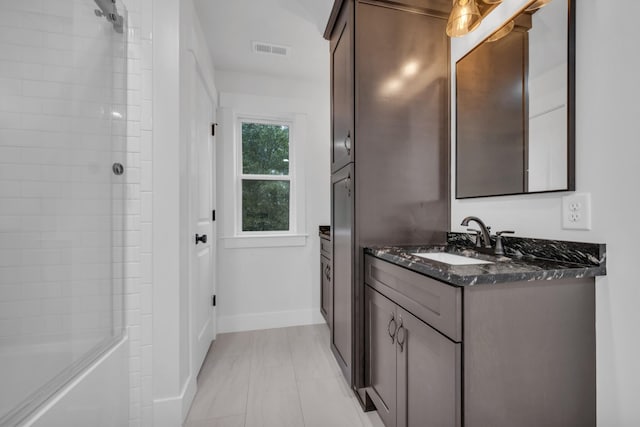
[195,234,208,244]
[325,265,331,281]
[344,131,351,155]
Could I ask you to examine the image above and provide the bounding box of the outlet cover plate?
[562,193,592,230]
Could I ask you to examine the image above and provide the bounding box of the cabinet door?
[320,255,332,330]
[365,286,397,427]
[354,2,450,246]
[331,164,354,381]
[397,308,461,427]
[330,0,354,173]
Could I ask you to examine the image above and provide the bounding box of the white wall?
[214,70,330,333]
[152,0,217,425]
[451,1,640,425]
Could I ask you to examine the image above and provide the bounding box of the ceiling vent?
[252,41,290,57]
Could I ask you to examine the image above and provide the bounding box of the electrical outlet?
[562,193,592,230]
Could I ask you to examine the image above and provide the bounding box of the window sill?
[222,234,308,249]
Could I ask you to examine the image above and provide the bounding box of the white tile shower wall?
[122,0,153,426]
[0,0,152,425]
[0,3,124,413]
[0,1,111,420]
[0,0,121,348]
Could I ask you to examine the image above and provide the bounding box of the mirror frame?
[455,0,576,199]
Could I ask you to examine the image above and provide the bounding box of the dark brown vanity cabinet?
[325,0,451,397]
[365,272,460,427]
[364,254,596,427]
[331,164,354,378]
[396,307,460,427]
[320,235,332,328]
[364,287,397,427]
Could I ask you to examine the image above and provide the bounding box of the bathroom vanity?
[319,226,332,328]
[363,233,606,427]
[322,0,593,425]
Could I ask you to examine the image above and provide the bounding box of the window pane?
[242,122,290,175]
[242,180,290,231]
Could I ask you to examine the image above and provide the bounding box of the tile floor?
[183,324,384,427]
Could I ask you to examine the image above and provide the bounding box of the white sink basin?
[411,252,493,266]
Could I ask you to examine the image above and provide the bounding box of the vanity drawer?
[364,255,462,342]
[320,236,331,259]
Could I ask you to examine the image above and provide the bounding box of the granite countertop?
[364,233,606,287]
[319,225,330,239]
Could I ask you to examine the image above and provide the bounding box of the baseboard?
[218,308,325,333]
[153,374,196,427]
[182,374,197,421]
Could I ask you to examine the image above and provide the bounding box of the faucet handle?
[494,231,515,256]
[467,229,483,248]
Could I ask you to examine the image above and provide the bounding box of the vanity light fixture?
[526,0,552,11]
[446,0,482,37]
[486,20,515,42]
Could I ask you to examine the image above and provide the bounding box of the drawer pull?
[388,314,398,343]
[397,319,406,352]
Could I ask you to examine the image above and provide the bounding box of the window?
[237,118,294,234]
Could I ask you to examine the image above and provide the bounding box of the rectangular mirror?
[455,0,575,199]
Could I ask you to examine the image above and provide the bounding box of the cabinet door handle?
[325,265,331,281]
[345,173,352,197]
[195,234,207,244]
[396,319,406,352]
[388,314,398,343]
[344,131,351,155]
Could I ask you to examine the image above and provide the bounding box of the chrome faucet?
[460,216,492,249]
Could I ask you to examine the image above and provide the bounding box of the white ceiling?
[193,0,334,81]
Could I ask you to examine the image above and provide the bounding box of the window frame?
[235,115,297,236]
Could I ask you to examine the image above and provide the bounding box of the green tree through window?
[240,121,291,232]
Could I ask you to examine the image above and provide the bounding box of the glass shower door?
[0,0,127,424]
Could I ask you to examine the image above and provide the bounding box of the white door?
[189,57,216,375]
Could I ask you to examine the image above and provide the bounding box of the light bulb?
[486,20,515,42]
[446,0,482,38]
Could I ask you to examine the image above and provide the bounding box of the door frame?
[185,49,218,377]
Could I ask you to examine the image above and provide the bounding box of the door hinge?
[212,210,216,221]
[212,295,216,307]
[211,123,218,136]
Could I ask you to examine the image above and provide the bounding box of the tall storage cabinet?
[330,0,354,173]
[325,0,452,402]
[331,164,354,375]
